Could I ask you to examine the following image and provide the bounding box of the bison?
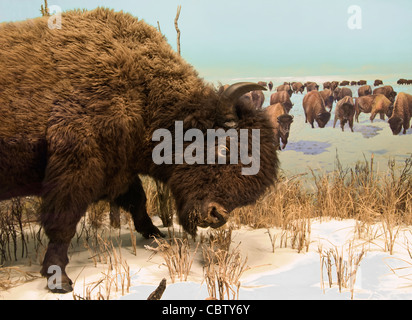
[241,90,265,109]
[319,89,334,111]
[265,103,294,150]
[388,92,412,135]
[305,82,319,92]
[333,96,355,132]
[374,79,383,86]
[276,84,293,97]
[355,94,393,122]
[333,87,353,102]
[330,81,339,92]
[0,9,279,293]
[340,80,350,86]
[358,85,372,97]
[373,85,397,103]
[302,91,331,128]
[270,91,294,113]
[291,82,304,94]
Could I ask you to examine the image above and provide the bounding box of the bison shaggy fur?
[302,91,331,128]
[388,92,412,135]
[0,8,279,292]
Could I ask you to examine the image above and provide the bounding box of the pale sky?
[1,0,411,80]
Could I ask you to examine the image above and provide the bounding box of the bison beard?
[0,9,279,293]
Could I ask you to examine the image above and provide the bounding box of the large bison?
[302,91,331,128]
[333,96,355,132]
[0,9,279,293]
[265,103,294,150]
[270,91,294,113]
[388,92,412,135]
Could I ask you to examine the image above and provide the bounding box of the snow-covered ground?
[2,217,411,300]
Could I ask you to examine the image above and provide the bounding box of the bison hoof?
[142,226,165,239]
[49,282,74,294]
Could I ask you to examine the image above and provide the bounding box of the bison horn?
[220,82,267,105]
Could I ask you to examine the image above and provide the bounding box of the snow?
[2,217,411,300]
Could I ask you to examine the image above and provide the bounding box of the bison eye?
[217,144,229,158]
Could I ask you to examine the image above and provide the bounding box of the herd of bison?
[239,79,412,150]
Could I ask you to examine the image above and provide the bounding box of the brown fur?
[0,9,279,291]
[265,103,294,150]
[355,94,393,122]
[319,89,334,111]
[291,82,304,94]
[373,85,397,103]
[276,84,293,97]
[388,92,412,135]
[333,96,355,132]
[305,82,319,92]
[269,91,294,112]
[333,87,353,102]
[302,91,331,128]
[358,85,372,97]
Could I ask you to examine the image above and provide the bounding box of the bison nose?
[200,202,229,229]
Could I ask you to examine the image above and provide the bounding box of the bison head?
[388,117,403,135]
[315,111,331,128]
[156,82,279,236]
[277,114,294,149]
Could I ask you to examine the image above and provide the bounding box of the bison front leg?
[40,197,88,293]
[115,178,165,239]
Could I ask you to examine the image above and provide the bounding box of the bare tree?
[174,5,182,56]
[40,0,50,17]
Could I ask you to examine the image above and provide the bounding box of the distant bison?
[305,82,319,92]
[0,9,279,292]
[333,96,355,132]
[358,80,367,86]
[265,103,294,150]
[333,87,353,102]
[340,80,350,86]
[268,81,274,91]
[358,85,372,97]
[270,91,294,113]
[330,81,339,92]
[276,84,293,97]
[291,82,304,94]
[242,90,265,109]
[303,91,331,128]
[373,85,397,103]
[374,79,383,86]
[355,94,392,123]
[388,92,412,135]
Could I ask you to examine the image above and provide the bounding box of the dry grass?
[202,242,249,300]
[147,236,199,283]
[0,155,410,298]
[318,241,366,299]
